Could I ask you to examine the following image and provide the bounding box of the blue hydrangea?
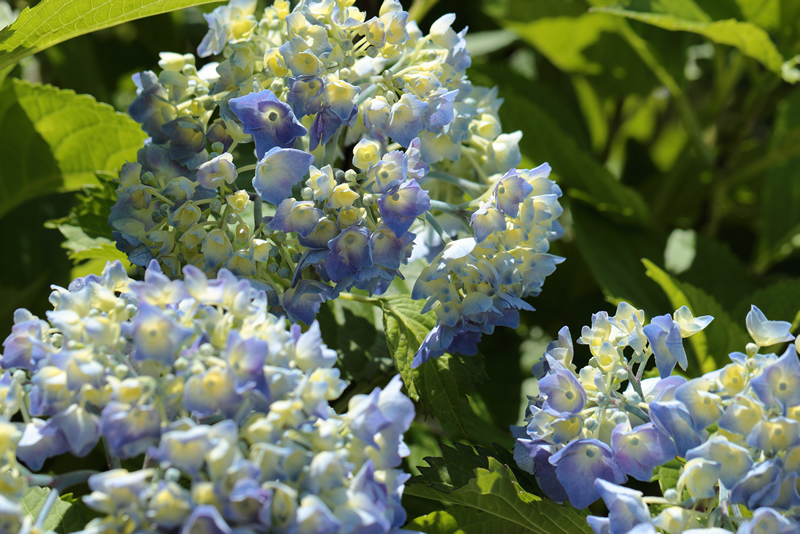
[0,261,416,533]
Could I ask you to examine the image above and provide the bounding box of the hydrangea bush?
[4,0,800,533]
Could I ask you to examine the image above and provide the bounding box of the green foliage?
[651,459,683,494]
[0,79,145,219]
[406,455,591,534]
[379,295,487,436]
[0,0,221,71]
[20,488,86,533]
[756,89,800,270]
[597,2,785,76]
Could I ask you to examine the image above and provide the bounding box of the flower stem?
[425,212,451,244]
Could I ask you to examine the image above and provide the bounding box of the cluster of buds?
[107,0,562,360]
[0,261,414,533]
[514,303,800,533]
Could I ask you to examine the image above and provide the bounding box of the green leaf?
[570,202,670,316]
[465,29,518,56]
[21,487,86,533]
[681,234,756,309]
[0,0,222,71]
[407,457,591,534]
[0,79,146,219]
[597,2,784,75]
[379,295,486,435]
[651,459,682,494]
[317,297,392,384]
[756,89,800,270]
[643,258,750,374]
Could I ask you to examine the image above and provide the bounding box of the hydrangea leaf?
[643,258,750,374]
[406,457,591,534]
[379,295,487,435]
[21,487,85,533]
[0,0,222,71]
[0,79,146,219]
[317,298,393,384]
[756,90,800,270]
[596,2,784,76]
[651,459,683,495]
[570,202,670,316]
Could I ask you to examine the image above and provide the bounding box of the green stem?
[323,129,342,167]
[149,190,175,207]
[254,198,263,229]
[429,199,463,214]
[338,292,380,306]
[355,84,378,106]
[425,212,452,244]
[33,488,60,530]
[424,171,485,194]
[238,164,258,173]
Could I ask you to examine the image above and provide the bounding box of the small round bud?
[334,169,346,182]
[584,417,598,431]
[190,363,205,375]
[164,468,182,483]
[664,489,679,503]
[267,263,279,273]
[174,358,189,372]
[344,169,357,182]
[626,392,642,405]
[210,142,225,153]
[199,343,214,356]
[226,213,238,225]
[291,252,302,263]
[612,410,628,424]
[366,47,379,58]
[339,68,351,79]
[195,84,209,96]
[270,78,284,93]
[382,70,394,81]
[211,199,223,213]
[363,194,375,206]
[277,266,290,279]
[12,370,26,382]
[209,152,220,160]
[66,340,79,350]
[268,246,280,257]
[595,392,608,405]
[746,342,759,356]
[746,357,758,371]
[301,187,314,200]
[272,231,286,243]
[141,171,157,186]
[343,55,355,67]
[114,364,129,379]
[269,19,282,30]
[615,369,628,381]
[181,64,198,77]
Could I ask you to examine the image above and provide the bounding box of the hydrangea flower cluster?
[0,260,415,533]
[411,163,563,366]
[514,303,800,533]
[108,0,563,362]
